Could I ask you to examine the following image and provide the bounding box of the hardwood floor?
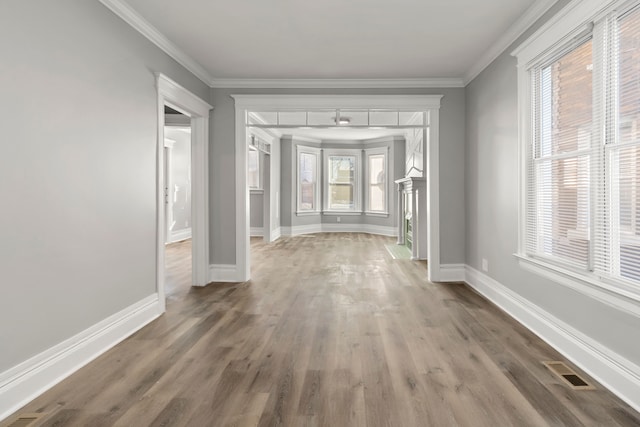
[4,233,640,426]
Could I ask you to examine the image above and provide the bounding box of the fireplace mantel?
[395,176,427,260]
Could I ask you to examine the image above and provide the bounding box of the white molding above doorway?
[232,94,444,283]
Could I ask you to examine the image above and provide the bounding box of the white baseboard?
[270,227,282,242]
[438,263,466,282]
[167,227,192,243]
[281,223,397,237]
[209,264,243,282]
[0,294,162,421]
[250,227,264,237]
[464,266,640,414]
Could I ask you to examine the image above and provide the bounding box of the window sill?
[296,211,321,216]
[365,211,389,217]
[322,211,363,216]
[513,253,640,317]
[249,188,264,194]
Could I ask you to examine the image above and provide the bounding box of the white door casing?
[232,95,443,283]
[157,74,212,312]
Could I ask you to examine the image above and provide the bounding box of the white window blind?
[594,6,640,284]
[524,1,640,293]
[529,37,593,269]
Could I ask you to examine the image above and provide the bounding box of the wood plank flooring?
[3,233,640,426]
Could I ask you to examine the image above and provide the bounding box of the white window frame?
[364,146,390,216]
[296,145,321,215]
[513,0,640,310]
[323,148,362,214]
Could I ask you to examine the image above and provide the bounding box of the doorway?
[164,107,192,296]
[156,74,212,312]
[232,95,443,283]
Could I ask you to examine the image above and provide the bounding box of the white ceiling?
[117,0,547,84]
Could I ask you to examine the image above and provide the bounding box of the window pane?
[538,40,593,157]
[328,156,355,210]
[329,184,354,210]
[248,149,259,189]
[534,39,592,267]
[536,156,590,266]
[614,7,640,282]
[368,154,386,212]
[299,152,317,211]
[329,156,355,184]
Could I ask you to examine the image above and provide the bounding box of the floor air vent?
[4,413,46,427]
[543,361,595,390]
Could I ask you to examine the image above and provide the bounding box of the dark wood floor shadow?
[3,233,640,426]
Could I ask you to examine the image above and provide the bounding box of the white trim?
[511,0,620,65]
[250,227,264,237]
[464,266,640,414]
[281,224,397,237]
[233,95,441,284]
[98,0,213,85]
[322,211,363,216]
[209,264,243,283]
[232,95,444,110]
[271,227,282,242]
[212,78,464,89]
[0,295,162,422]
[168,227,192,243]
[157,74,212,300]
[438,264,466,282]
[516,255,640,318]
[464,0,560,84]
[364,212,389,217]
[426,109,441,282]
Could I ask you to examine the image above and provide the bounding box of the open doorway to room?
[232,96,443,283]
[156,74,211,313]
[163,106,192,298]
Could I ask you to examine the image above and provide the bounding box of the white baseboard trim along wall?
[464,265,640,414]
[250,227,264,237]
[438,264,466,282]
[0,294,163,421]
[209,264,242,283]
[168,227,192,243]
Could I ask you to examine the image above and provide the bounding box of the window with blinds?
[525,2,640,292]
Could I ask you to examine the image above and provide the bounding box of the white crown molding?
[231,94,443,110]
[464,0,560,85]
[212,78,465,89]
[98,0,214,85]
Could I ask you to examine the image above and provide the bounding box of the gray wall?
[250,191,264,228]
[0,0,209,372]
[210,87,465,265]
[465,0,640,364]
